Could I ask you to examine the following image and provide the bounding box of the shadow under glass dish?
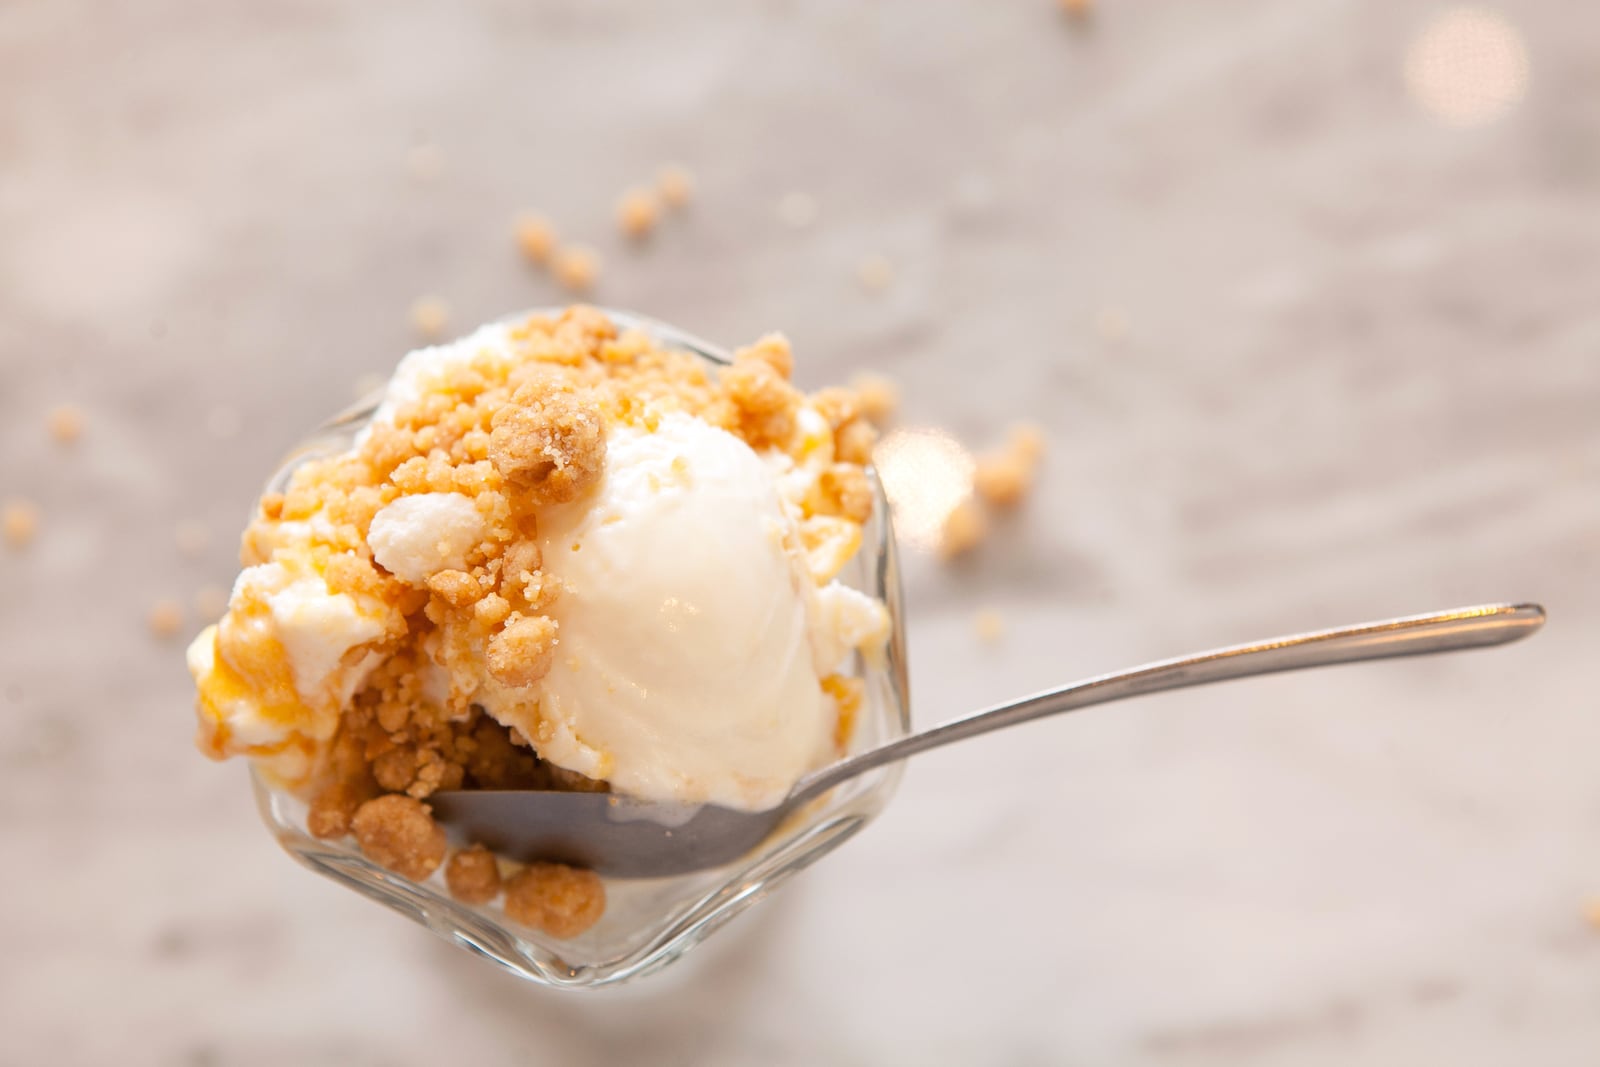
[249,308,911,989]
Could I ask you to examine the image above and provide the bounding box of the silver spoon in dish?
[428,601,1543,878]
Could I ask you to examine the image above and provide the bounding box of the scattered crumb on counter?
[616,187,660,240]
[411,296,450,341]
[193,585,229,621]
[1058,0,1094,19]
[973,422,1047,508]
[657,164,694,209]
[857,254,895,293]
[553,246,600,293]
[1585,898,1600,930]
[504,862,606,939]
[3,500,39,549]
[975,609,1005,644]
[406,141,444,184]
[939,497,987,558]
[148,599,184,638]
[849,372,899,425]
[47,405,84,445]
[514,214,558,266]
[174,519,210,557]
[206,405,241,440]
[778,192,819,229]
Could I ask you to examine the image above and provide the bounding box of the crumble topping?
[191,306,885,939]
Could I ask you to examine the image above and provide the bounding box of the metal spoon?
[429,602,1543,878]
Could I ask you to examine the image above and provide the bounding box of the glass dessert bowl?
[216,309,909,988]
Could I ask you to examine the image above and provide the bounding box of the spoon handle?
[791,602,1545,806]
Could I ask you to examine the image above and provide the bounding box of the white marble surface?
[2,1,1597,1063]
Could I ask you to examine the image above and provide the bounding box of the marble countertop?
[2,1,1596,1063]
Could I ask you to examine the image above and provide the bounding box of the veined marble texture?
[1,1,1595,1064]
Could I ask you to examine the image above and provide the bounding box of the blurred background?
[2,1,1596,1063]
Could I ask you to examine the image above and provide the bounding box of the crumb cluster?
[510,163,693,295]
[204,306,882,938]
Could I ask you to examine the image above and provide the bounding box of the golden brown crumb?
[857,254,894,292]
[351,795,447,881]
[148,599,184,638]
[657,164,694,209]
[939,497,986,558]
[974,609,1005,644]
[193,585,229,620]
[973,422,1047,508]
[489,380,607,504]
[411,297,450,341]
[973,453,1032,508]
[3,500,39,549]
[174,519,210,557]
[849,372,899,425]
[616,187,660,240]
[1059,0,1094,18]
[834,418,878,466]
[1585,898,1600,930]
[503,862,606,939]
[736,333,795,379]
[426,569,481,608]
[486,614,559,688]
[514,214,558,266]
[465,717,544,789]
[306,779,373,839]
[47,405,84,444]
[553,246,600,293]
[721,351,801,448]
[810,464,874,523]
[446,845,503,904]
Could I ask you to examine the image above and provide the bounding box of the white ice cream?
[187,550,395,782]
[368,492,486,585]
[480,412,882,811]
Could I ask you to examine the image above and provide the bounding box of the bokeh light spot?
[1405,7,1529,127]
[873,428,975,552]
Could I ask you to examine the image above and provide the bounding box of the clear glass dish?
[248,309,911,988]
